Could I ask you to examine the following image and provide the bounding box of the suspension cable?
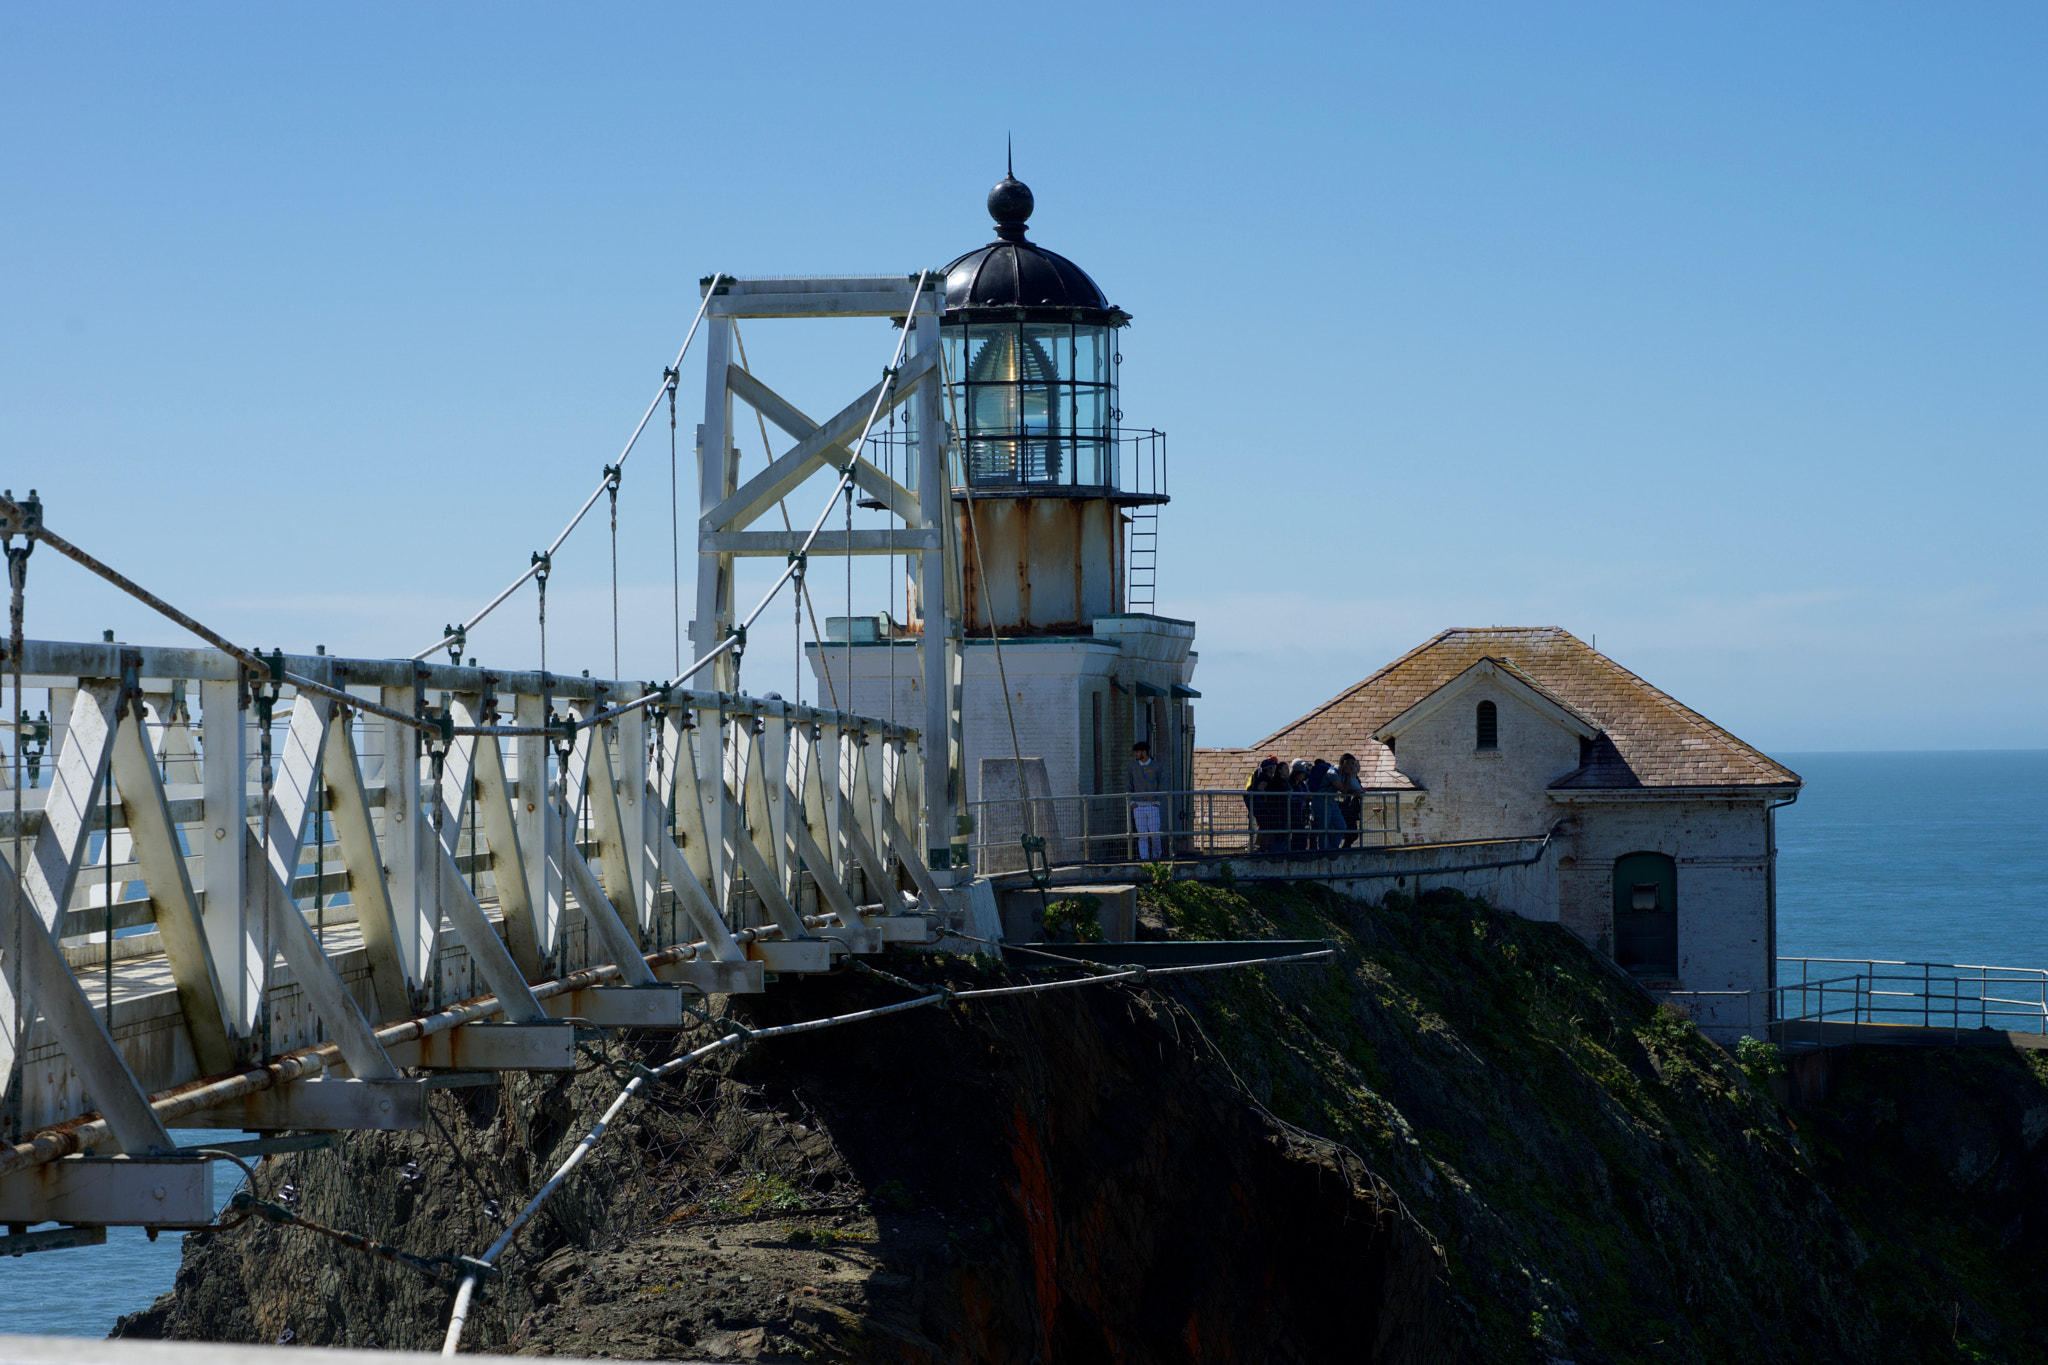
[411,275,728,662]
[532,552,551,680]
[668,368,681,678]
[605,463,622,682]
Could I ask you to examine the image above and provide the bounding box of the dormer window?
[1476,700,1498,750]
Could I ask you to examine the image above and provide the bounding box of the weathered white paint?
[1378,671,1777,996]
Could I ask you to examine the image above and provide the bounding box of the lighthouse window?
[945,318,1119,490]
[1476,700,1498,750]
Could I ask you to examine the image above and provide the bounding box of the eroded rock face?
[116,967,1452,1363]
[119,882,2048,1364]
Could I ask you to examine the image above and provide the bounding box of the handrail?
[964,787,1409,868]
[1667,960,2048,1042]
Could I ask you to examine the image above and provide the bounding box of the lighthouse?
[812,168,1196,872]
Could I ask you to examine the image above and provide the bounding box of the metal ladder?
[1126,505,1158,614]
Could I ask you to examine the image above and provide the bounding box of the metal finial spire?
[988,141,1033,241]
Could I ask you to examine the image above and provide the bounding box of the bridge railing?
[966,787,1403,872]
[0,638,936,1205]
[1664,959,2048,1045]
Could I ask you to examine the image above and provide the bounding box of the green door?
[1613,851,1677,977]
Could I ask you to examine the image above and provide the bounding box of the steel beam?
[706,350,936,534]
[241,829,398,1081]
[697,528,941,556]
[540,985,690,1029]
[462,694,541,977]
[320,715,410,1021]
[512,691,559,971]
[652,957,763,995]
[21,682,121,935]
[0,858,175,1156]
[560,729,656,986]
[744,939,830,974]
[109,698,234,1077]
[0,1157,215,1228]
[0,1223,108,1255]
[179,1078,430,1131]
[425,714,545,1023]
[406,1022,575,1072]
[198,676,253,1039]
[692,314,737,687]
[724,365,920,522]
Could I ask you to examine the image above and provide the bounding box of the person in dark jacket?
[1334,753,1366,848]
[1245,756,1287,852]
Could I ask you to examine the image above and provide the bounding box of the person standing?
[1247,756,1285,853]
[1309,758,1340,851]
[1128,740,1166,861]
[1288,760,1313,852]
[1334,753,1366,849]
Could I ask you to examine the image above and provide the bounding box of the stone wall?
[1557,797,1775,995]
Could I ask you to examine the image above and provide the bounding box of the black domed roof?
[940,171,1127,325]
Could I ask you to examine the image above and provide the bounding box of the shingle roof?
[1212,627,1799,793]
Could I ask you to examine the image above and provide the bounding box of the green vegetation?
[708,1171,806,1217]
[1140,877,2048,1363]
[1736,1035,1787,1088]
[1039,894,1105,944]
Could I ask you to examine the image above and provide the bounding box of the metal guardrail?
[1665,957,2048,1043]
[966,788,1403,871]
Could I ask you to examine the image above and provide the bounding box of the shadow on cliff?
[720,971,1452,1364]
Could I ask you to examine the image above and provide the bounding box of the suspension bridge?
[0,243,1332,1322]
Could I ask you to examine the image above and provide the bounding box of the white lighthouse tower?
[810,168,1195,873]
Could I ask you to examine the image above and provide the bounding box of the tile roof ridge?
[1577,637,1802,786]
[1248,628,1459,749]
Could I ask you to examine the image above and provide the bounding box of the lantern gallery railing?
[858,426,1167,499]
[0,638,941,1222]
[965,788,1404,873]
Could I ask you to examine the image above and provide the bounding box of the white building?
[1195,627,1802,1007]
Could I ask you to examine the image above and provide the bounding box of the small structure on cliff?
[1195,627,1803,1024]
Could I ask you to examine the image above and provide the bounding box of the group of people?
[1243,754,1365,853]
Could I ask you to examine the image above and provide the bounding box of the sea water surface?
[1,750,2043,1338]
[1773,750,2048,970]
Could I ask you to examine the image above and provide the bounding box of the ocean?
[0,749,2042,1338]
[1772,750,2048,970]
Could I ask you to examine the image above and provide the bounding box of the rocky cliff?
[117,880,2048,1362]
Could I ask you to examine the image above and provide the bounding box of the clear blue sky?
[4,3,2042,752]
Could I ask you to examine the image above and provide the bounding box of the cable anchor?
[442,623,466,667]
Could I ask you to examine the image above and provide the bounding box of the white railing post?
[199,674,253,1045]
